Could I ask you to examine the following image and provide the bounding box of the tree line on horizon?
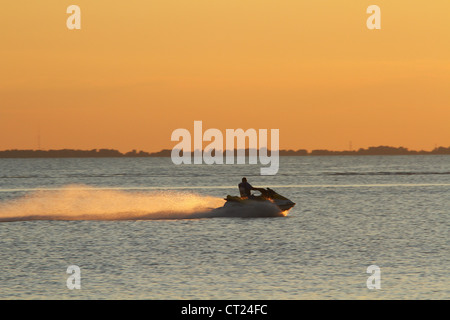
[0,146,449,158]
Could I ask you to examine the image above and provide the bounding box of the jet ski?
[223,188,296,212]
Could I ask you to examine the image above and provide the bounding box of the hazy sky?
[1,1,449,152]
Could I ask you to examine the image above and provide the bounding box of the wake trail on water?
[0,185,284,222]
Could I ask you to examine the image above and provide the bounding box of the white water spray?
[0,185,284,222]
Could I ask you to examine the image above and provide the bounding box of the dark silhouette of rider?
[238,177,257,198]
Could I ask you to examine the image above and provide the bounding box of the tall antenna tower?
[37,125,41,150]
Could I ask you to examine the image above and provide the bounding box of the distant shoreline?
[0,146,449,158]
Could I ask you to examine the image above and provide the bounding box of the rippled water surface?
[0,156,449,299]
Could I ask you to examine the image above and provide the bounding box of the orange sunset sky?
[1,0,449,153]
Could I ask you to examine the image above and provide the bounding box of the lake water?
[0,156,448,299]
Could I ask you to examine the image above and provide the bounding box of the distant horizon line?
[0,145,449,158]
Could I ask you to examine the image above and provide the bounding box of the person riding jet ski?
[225,177,295,212]
[238,177,267,198]
[238,177,257,199]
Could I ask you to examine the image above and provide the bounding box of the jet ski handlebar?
[254,187,276,199]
